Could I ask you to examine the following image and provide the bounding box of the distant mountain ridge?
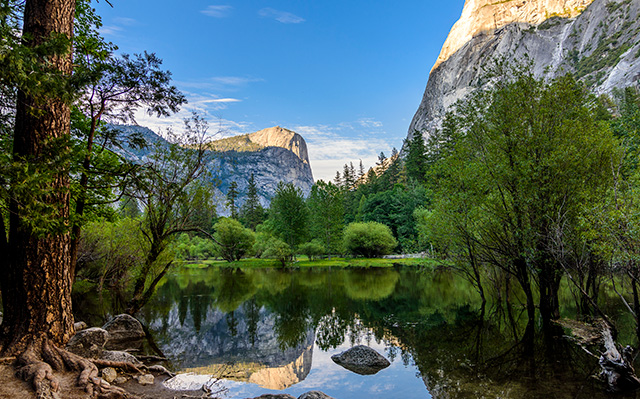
[110,124,314,210]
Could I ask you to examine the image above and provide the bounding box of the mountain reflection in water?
[76,266,640,399]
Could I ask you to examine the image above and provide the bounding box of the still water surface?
[79,266,639,398]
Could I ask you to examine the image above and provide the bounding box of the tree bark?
[1,0,76,353]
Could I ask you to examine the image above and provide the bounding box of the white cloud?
[358,117,383,128]
[293,124,394,182]
[258,8,305,24]
[113,17,137,26]
[201,5,233,18]
[175,76,264,92]
[99,25,122,36]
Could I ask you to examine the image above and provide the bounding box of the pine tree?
[358,159,365,178]
[240,173,265,230]
[227,181,239,219]
[333,170,342,188]
[404,132,428,184]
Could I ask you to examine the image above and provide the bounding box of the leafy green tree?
[213,217,255,262]
[343,222,397,258]
[262,236,294,267]
[307,180,344,256]
[240,173,265,230]
[268,182,309,250]
[125,115,216,314]
[299,240,325,261]
[427,66,618,322]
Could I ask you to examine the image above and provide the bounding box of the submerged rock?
[248,395,296,399]
[298,391,336,399]
[331,345,390,375]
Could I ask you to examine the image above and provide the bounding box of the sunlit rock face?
[434,0,594,70]
[409,0,640,138]
[248,344,313,389]
[111,125,314,208]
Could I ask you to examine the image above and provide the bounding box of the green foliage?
[240,173,266,230]
[260,236,294,267]
[77,217,150,291]
[343,221,398,258]
[426,64,619,318]
[359,184,428,252]
[174,233,216,261]
[298,240,325,261]
[404,132,428,184]
[268,182,309,249]
[213,217,255,262]
[307,180,344,255]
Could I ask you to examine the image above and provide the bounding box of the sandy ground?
[0,364,207,399]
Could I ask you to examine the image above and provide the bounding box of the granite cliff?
[409,0,640,138]
[111,125,314,209]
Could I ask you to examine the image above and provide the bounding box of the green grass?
[179,256,440,269]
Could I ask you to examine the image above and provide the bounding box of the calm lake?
[77,265,640,398]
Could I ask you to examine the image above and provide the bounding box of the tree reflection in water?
[76,266,638,398]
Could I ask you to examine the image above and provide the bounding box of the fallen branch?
[599,321,640,392]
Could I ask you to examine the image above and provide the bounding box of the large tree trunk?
[0,0,76,353]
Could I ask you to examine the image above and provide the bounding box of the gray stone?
[100,350,142,365]
[298,392,336,399]
[66,327,109,357]
[407,0,640,144]
[137,374,154,386]
[111,125,314,214]
[74,321,88,332]
[114,376,128,384]
[102,314,146,345]
[101,367,117,383]
[331,345,390,375]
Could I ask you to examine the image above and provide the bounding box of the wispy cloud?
[293,123,395,182]
[258,8,305,24]
[358,117,383,128]
[175,76,264,92]
[201,5,233,18]
[100,25,122,36]
[113,17,137,26]
[100,17,137,36]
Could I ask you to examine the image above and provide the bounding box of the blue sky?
[94,1,464,181]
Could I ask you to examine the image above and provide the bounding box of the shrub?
[261,236,293,267]
[213,218,255,262]
[343,222,397,258]
[298,240,325,261]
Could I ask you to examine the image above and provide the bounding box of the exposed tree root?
[92,359,144,374]
[14,338,137,399]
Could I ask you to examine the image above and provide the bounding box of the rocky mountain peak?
[247,126,310,165]
[434,0,595,70]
